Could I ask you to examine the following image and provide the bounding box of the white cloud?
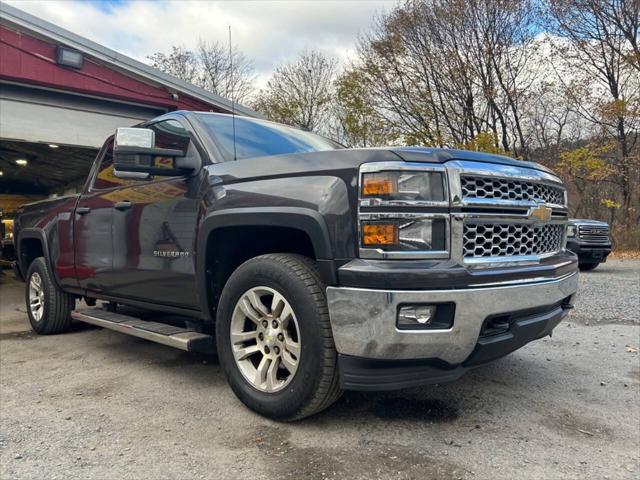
[5,0,396,88]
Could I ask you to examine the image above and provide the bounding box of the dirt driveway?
[1,260,638,479]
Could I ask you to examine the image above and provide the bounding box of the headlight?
[360,170,447,205]
[359,214,449,259]
[567,225,577,237]
[358,162,450,259]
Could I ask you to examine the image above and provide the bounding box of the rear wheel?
[579,262,600,271]
[216,254,342,421]
[25,257,74,334]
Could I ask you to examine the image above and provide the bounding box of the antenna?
[228,25,237,161]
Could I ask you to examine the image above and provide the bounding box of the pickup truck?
[566,219,612,271]
[13,111,579,420]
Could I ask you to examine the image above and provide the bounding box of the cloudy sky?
[5,0,397,88]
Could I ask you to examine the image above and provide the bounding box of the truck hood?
[391,147,556,175]
[208,147,558,186]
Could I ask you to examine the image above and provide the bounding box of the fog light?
[398,305,436,327]
[397,303,456,330]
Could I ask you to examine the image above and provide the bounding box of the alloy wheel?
[230,286,301,392]
[28,272,45,322]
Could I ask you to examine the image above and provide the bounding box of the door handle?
[114,201,132,211]
[76,207,91,215]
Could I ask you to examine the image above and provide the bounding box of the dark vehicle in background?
[566,219,612,271]
[12,111,579,420]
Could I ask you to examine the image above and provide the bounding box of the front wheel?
[216,254,342,421]
[579,262,600,271]
[25,257,75,334]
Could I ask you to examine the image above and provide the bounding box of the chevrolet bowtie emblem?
[530,204,552,222]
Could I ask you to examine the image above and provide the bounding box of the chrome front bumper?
[326,272,578,364]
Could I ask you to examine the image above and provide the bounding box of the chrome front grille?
[463,223,564,258]
[578,225,609,243]
[461,175,565,206]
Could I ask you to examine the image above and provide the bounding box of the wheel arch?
[196,207,336,322]
[17,229,59,288]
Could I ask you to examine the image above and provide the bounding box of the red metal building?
[0,2,257,202]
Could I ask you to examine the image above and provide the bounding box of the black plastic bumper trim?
[566,241,611,260]
[338,298,572,391]
[338,355,465,391]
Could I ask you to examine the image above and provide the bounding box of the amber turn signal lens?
[362,223,399,246]
[362,176,397,196]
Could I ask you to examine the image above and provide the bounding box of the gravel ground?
[0,260,638,480]
[571,260,640,325]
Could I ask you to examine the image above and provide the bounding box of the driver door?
[107,118,202,309]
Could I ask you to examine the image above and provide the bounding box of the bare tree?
[147,41,255,103]
[147,46,199,85]
[197,40,255,103]
[571,0,639,72]
[253,51,337,133]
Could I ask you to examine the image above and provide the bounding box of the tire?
[579,262,600,271]
[216,254,342,421]
[25,257,74,334]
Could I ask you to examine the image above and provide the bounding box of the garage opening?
[0,140,98,263]
[0,83,164,264]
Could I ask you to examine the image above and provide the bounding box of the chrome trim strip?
[461,197,567,211]
[463,250,563,266]
[447,160,564,185]
[466,269,575,287]
[460,212,567,225]
[360,199,449,208]
[360,161,449,173]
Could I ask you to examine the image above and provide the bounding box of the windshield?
[195,113,341,161]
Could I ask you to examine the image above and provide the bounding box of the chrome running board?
[71,307,214,354]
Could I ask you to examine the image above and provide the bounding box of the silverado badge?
[530,204,552,223]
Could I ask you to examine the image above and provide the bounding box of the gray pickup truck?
[567,219,612,271]
[13,112,579,420]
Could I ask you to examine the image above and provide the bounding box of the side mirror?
[113,127,187,177]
